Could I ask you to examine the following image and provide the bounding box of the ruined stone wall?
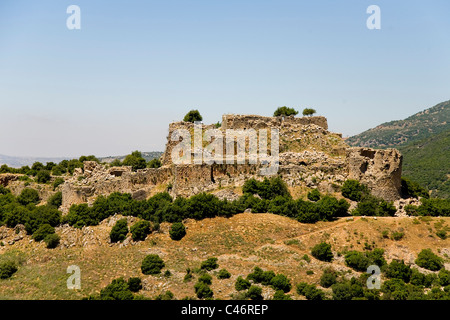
[222,114,328,131]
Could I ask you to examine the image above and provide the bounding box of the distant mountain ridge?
[346,100,450,148]
[0,151,163,168]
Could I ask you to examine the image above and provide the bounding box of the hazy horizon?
[1,1,450,158]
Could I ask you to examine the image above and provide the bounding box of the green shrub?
[307,189,321,202]
[127,277,142,292]
[436,229,447,240]
[122,151,147,171]
[401,177,429,199]
[169,222,186,240]
[200,257,218,271]
[331,279,364,300]
[438,269,450,286]
[273,290,292,300]
[320,268,337,288]
[297,282,325,300]
[184,268,193,282]
[17,188,40,206]
[32,224,55,242]
[242,177,291,200]
[110,218,128,243]
[52,178,65,190]
[25,205,61,235]
[130,220,151,241]
[384,260,412,283]
[415,249,444,271]
[344,251,371,272]
[235,276,251,291]
[100,278,134,300]
[141,254,165,275]
[0,261,18,279]
[147,158,162,168]
[311,242,333,262]
[302,254,311,263]
[217,269,231,279]
[246,267,275,286]
[155,290,174,300]
[274,106,298,117]
[44,233,60,249]
[194,281,213,299]
[36,170,51,184]
[341,180,368,201]
[270,274,291,293]
[247,285,263,300]
[302,108,316,117]
[47,192,62,209]
[183,110,203,123]
[198,273,212,285]
[391,231,404,240]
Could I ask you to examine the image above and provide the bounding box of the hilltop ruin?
[57,114,403,212]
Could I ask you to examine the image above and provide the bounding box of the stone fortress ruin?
[57,113,403,213]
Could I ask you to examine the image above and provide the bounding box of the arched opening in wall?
[210,166,215,183]
[360,161,368,174]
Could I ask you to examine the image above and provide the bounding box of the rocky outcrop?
[0,173,19,187]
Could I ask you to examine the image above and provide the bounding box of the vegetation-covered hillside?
[346,100,450,148]
[398,130,450,199]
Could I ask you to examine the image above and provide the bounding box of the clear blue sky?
[1,0,449,157]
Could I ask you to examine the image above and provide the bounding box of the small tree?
[247,285,263,300]
[311,242,333,262]
[147,158,162,168]
[320,268,337,288]
[36,170,51,184]
[415,249,443,271]
[217,269,231,279]
[44,233,60,249]
[130,220,151,241]
[32,224,55,242]
[0,261,18,279]
[169,222,186,241]
[270,274,292,293]
[110,219,128,243]
[141,254,165,275]
[17,188,40,206]
[273,106,298,117]
[200,257,218,271]
[307,189,321,202]
[235,276,251,291]
[122,151,147,171]
[302,108,316,117]
[194,281,213,299]
[47,191,62,208]
[183,109,203,123]
[127,277,142,292]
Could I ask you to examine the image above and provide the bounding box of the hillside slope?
[346,100,450,148]
[0,213,449,300]
[398,129,450,198]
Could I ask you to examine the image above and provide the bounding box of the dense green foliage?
[122,151,147,171]
[307,189,321,202]
[235,276,251,291]
[401,177,430,199]
[320,268,337,288]
[415,249,444,271]
[44,233,60,249]
[273,106,298,117]
[243,177,291,200]
[296,282,325,300]
[194,281,213,299]
[17,188,40,206]
[341,179,368,202]
[0,260,18,279]
[302,108,316,117]
[344,248,386,272]
[98,278,135,300]
[130,220,152,241]
[217,269,231,279]
[147,158,162,168]
[127,277,142,292]
[247,267,276,286]
[47,192,62,209]
[32,224,55,242]
[270,274,291,293]
[141,254,165,275]
[183,109,203,123]
[311,242,333,262]
[169,222,186,240]
[109,218,128,243]
[200,257,219,271]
